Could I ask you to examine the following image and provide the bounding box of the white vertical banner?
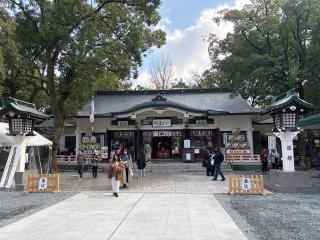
[89,96,95,124]
[100,134,105,146]
[268,135,276,150]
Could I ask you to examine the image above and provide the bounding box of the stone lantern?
[262,90,313,172]
[0,97,48,190]
[0,97,48,135]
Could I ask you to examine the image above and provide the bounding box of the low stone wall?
[231,163,261,171]
[264,170,320,193]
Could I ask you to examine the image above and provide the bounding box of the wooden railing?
[225,154,261,163]
[56,155,77,165]
[55,155,106,166]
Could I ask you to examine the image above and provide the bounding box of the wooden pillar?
[135,128,139,161]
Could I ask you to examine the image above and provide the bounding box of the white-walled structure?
[75,89,260,161]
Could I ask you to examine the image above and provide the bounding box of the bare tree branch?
[149,54,174,90]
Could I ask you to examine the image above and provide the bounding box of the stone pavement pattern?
[60,171,229,193]
[0,191,247,240]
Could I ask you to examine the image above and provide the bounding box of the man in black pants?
[77,151,85,180]
[212,148,225,181]
[202,148,213,176]
[91,151,101,178]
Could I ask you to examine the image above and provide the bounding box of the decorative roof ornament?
[152,94,167,102]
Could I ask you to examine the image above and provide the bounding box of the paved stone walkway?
[0,192,247,240]
[0,171,252,240]
[60,171,229,193]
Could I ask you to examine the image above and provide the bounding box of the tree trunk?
[298,130,315,170]
[50,113,65,172]
[46,53,66,172]
[306,129,317,169]
[297,132,306,168]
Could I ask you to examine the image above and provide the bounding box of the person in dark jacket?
[260,148,269,173]
[202,148,213,176]
[77,150,85,180]
[91,150,101,178]
[136,152,146,178]
[212,148,225,181]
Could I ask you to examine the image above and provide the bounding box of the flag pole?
[90,95,95,132]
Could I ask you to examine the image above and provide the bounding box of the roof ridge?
[8,97,36,108]
[95,88,230,96]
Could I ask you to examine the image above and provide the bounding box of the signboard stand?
[228,175,266,195]
[27,174,60,193]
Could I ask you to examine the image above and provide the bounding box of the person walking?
[212,148,225,181]
[122,148,133,188]
[210,151,216,176]
[315,148,320,178]
[137,151,146,178]
[202,148,213,176]
[144,143,152,163]
[260,148,269,173]
[110,154,125,197]
[91,150,101,179]
[77,150,85,180]
[270,149,280,169]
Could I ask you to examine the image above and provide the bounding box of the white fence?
[56,155,77,165]
[225,154,261,164]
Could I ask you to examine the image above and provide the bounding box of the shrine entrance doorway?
[152,136,172,159]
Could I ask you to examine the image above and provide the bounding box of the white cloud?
[144,0,251,83]
[136,70,152,88]
[155,16,172,31]
[161,17,172,25]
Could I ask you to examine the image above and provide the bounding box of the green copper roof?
[299,113,320,129]
[0,97,48,119]
[261,90,313,115]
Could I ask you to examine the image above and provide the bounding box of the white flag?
[89,96,95,123]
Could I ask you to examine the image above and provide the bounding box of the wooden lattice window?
[10,118,23,134]
[24,119,33,134]
[282,113,296,128]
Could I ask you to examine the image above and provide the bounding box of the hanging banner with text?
[268,135,276,150]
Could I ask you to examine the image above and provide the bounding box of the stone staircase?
[142,160,233,174]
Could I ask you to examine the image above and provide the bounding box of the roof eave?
[208,111,260,116]
[299,114,320,128]
[0,104,48,120]
[262,96,314,115]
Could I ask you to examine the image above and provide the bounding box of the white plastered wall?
[75,112,255,155]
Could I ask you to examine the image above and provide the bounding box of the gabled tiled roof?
[78,88,259,117]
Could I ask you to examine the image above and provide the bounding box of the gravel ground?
[215,193,320,240]
[0,191,76,228]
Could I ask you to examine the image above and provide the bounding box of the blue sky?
[133,0,249,88]
[159,0,234,29]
